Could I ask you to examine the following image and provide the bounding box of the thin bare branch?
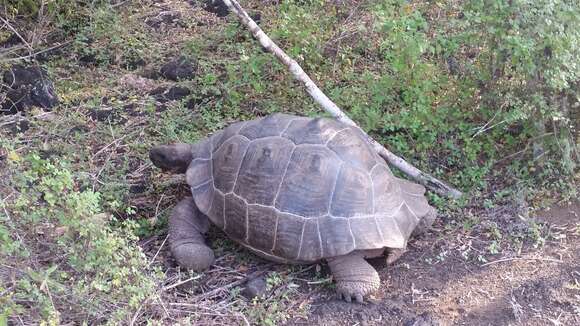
[221,0,462,198]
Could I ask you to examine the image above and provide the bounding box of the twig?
[129,302,143,326]
[0,16,33,52]
[0,40,73,63]
[148,234,169,268]
[238,312,250,326]
[163,274,203,291]
[221,0,462,198]
[480,256,563,267]
[112,0,129,8]
[494,132,555,165]
[91,131,136,159]
[306,277,332,285]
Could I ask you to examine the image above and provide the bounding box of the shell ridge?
[347,218,356,249]
[271,212,280,252]
[230,140,252,196]
[272,145,297,205]
[212,134,250,155]
[324,127,350,146]
[279,118,301,137]
[315,218,323,259]
[296,222,307,260]
[327,163,343,215]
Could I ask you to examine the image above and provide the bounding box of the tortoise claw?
[337,289,364,303]
[354,293,364,303]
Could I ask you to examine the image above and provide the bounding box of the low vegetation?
[1,0,578,324]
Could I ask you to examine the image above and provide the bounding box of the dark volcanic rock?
[3,65,45,89]
[1,65,58,114]
[203,0,229,17]
[160,56,196,81]
[149,85,191,102]
[30,79,59,109]
[165,86,191,100]
[129,183,147,194]
[242,276,267,300]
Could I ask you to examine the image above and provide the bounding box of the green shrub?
[0,151,160,324]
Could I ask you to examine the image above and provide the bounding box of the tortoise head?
[150,143,193,173]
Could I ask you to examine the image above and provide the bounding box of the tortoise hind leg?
[150,144,193,173]
[327,252,380,303]
[169,197,215,271]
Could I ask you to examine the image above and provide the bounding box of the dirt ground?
[143,193,578,325]
[284,201,580,326]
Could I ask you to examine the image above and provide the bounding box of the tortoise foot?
[172,242,215,271]
[336,281,378,303]
[328,252,380,303]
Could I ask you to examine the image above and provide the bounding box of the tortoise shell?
[185,113,434,263]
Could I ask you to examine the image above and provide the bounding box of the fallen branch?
[221,0,462,198]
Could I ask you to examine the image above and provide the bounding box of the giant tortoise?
[150,113,436,302]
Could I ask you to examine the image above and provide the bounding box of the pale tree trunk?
[220,0,462,199]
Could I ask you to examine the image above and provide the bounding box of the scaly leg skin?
[168,197,215,271]
[386,248,407,265]
[327,252,380,303]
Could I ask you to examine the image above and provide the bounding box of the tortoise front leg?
[386,248,407,265]
[169,197,215,271]
[327,252,380,303]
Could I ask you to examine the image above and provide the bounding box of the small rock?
[203,0,229,17]
[129,183,147,194]
[160,56,197,81]
[250,12,261,24]
[242,276,267,300]
[186,97,203,110]
[165,86,191,100]
[150,86,191,102]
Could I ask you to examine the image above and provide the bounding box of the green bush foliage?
[0,150,159,324]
